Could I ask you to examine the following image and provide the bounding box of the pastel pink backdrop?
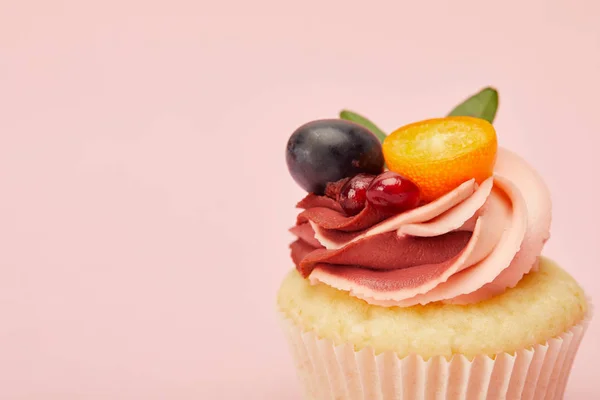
[0,1,598,399]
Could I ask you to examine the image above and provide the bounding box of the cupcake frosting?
[290,148,552,306]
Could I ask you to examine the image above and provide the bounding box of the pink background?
[1,1,599,399]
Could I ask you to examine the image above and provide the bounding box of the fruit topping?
[286,119,384,194]
[325,172,419,216]
[366,171,420,213]
[382,116,497,202]
[338,174,375,216]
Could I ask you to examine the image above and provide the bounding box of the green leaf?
[339,110,387,142]
[447,87,499,123]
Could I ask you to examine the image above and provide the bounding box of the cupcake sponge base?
[279,308,589,400]
[277,257,588,359]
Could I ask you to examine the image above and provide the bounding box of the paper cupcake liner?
[279,308,591,400]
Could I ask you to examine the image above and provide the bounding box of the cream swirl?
[289,148,551,306]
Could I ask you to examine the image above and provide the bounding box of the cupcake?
[277,90,591,400]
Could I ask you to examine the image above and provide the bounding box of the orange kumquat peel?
[382,116,498,202]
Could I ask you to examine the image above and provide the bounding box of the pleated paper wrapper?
[279,310,591,400]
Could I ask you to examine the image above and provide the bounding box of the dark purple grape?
[286,119,384,194]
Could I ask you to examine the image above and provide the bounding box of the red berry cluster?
[326,171,421,216]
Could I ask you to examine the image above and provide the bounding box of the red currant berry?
[338,174,376,216]
[366,171,420,213]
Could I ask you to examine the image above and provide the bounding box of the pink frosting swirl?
[289,148,551,306]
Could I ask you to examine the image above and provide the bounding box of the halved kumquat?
[382,116,497,202]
